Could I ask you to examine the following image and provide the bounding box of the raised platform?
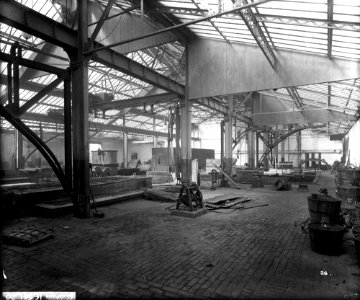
[35,190,145,217]
[1,175,152,218]
[170,208,207,218]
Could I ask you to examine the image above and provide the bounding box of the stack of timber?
[335,167,360,225]
[234,168,264,188]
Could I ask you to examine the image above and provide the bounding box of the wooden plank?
[212,163,242,189]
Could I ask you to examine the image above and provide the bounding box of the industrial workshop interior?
[1,0,360,299]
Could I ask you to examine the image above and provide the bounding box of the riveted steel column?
[64,74,72,190]
[71,0,90,218]
[256,131,259,167]
[220,121,225,170]
[180,46,191,182]
[247,130,255,168]
[224,96,234,175]
[175,105,181,179]
[153,117,157,148]
[123,115,128,168]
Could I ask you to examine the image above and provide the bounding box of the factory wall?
[345,119,360,167]
[198,124,342,168]
[0,131,163,170]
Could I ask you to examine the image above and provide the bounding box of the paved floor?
[2,171,360,299]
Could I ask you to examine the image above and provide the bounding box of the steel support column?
[220,120,225,171]
[263,132,269,169]
[297,127,302,171]
[280,134,285,162]
[247,130,255,168]
[175,105,181,180]
[123,115,128,168]
[71,0,90,218]
[224,96,234,175]
[180,46,191,182]
[256,131,259,168]
[153,117,157,148]
[64,75,72,190]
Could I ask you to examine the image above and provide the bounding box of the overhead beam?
[86,0,274,54]
[132,0,194,43]
[232,0,276,68]
[22,112,199,141]
[0,52,67,76]
[191,0,230,43]
[89,0,116,44]
[18,76,64,115]
[0,0,184,96]
[92,48,185,96]
[286,87,304,111]
[257,91,357,117]
[90,92,178,110]
[23,112,168,137]
[88,5,139,26]
[195,97,250,123]
[88,1,179,53]
[255,14,360,32]
[189,38,360,99]
[252,109,357,126]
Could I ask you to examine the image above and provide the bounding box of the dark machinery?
[176,180,203,211]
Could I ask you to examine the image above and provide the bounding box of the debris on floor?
[144,188,178,202]
[2,224,54,247]
[206,197,251,209]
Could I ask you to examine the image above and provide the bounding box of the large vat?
[336,185,360,204]
[308,223,345,255]
[354,234,360,266]
[336,168,360,186]
[307,193,341,224]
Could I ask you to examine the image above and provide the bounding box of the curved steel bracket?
[232,127,252,150]
[0,104,70,193]
[258,125,325,165]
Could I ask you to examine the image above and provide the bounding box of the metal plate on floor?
[2,224,54,247]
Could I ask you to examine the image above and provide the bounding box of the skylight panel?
[158,1,197,9]
[331,51,360,60]
[333,14,360,23]
[267,28,326,40]
[257,7,326,20]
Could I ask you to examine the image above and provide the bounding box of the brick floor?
[2,171,360,299]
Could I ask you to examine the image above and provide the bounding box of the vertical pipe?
[64,75,72,190]
[71,0,90,218]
